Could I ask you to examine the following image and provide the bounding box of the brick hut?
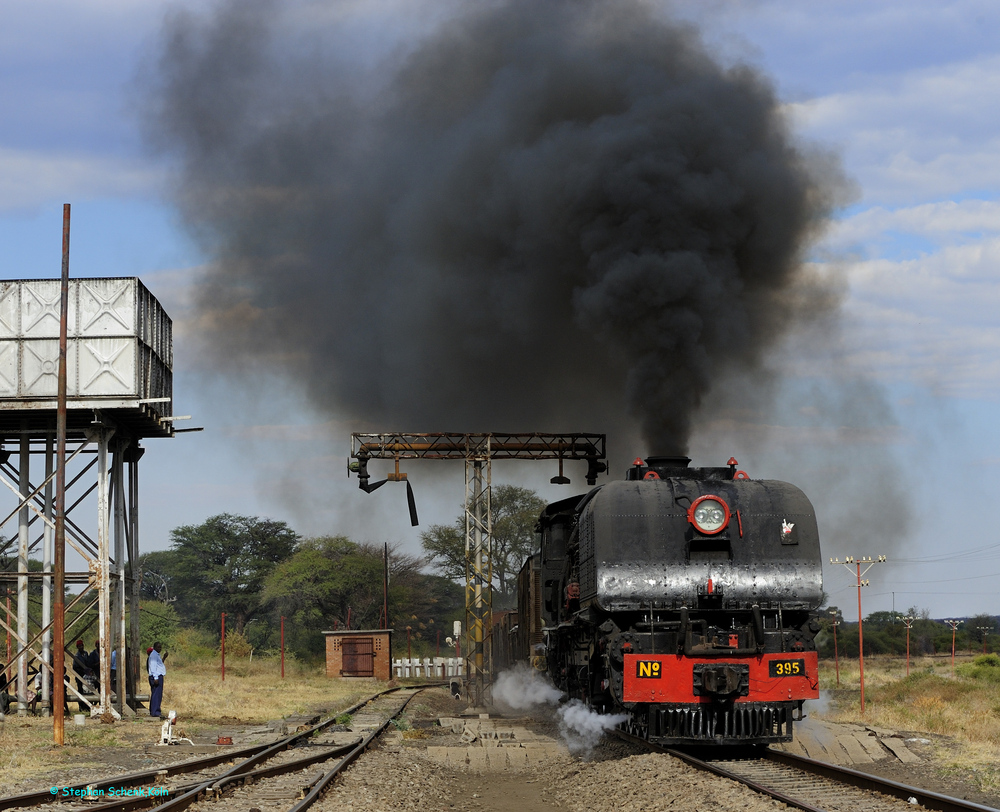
[324,629,392,679]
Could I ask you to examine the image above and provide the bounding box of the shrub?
[223,631,253,658]
[171,627,219,663]
[957,653,1000,684]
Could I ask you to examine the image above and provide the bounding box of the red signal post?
[829,555,886,713]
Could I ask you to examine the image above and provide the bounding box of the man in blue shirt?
[148,642,168,717]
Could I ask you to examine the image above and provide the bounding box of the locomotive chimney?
[627,455,691,480]
[645,455,691,469]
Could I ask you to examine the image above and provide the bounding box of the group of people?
[1,640,167,717]
[72,639,107,694]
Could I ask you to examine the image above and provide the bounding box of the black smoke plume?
[143,0,844,455]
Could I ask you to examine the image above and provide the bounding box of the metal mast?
[350,432,606,707]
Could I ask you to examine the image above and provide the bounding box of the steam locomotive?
[514,455,823,745]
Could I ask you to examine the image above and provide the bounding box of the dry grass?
[165,658,377,731]
[813,654,1000,792]
[0,657,385,795]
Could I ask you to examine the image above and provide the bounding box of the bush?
[171,627,219,663]
[223,631,253,658]
[957,653,1000,684]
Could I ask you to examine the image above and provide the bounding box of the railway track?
[614,732,1000,812]
[1,686,431,812]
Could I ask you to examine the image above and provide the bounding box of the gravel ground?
[4,687,1000,812]
[321,732,792,812]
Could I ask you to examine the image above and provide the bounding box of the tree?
[138,550,183,602]
[970,613,998,644]
[421,484,545,607]
[136,600,180,649]
[263,536,462,657]
[164,514,299,633]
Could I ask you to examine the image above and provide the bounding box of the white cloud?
[0,146,163,213]
[788,54,1000,204]
[828,200,1000,249]
[810,236,1000,397]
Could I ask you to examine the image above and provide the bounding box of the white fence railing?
[392,657,464,678]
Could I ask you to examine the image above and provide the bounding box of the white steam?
[493,663,563,710]
[493,665,627,756]
[557,700,629,757]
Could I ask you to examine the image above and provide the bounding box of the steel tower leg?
[92,425,116,716]
[17,430,29,715]
[464,457,492,707]
[127,444,144,712]
[42,433,53,715]
[112,438,127,716]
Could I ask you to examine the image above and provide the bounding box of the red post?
[906,624,911,675]
[830,613,840,688]
[280,616,285,679]
[54,203,70,745]
[831,555,884,715]
[856,561,867,714]
[383,542,389,631]
[221,612,226,682]
[346,607,351,630]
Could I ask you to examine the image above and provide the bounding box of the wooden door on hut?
[341,636,375,677]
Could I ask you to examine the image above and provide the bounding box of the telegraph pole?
[829,610,841,687]
[830,555,886,713]
[976,625,992,655]
[945,619,962,675]
[903,615,915,676]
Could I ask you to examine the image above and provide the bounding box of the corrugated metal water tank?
[0,278,172,407]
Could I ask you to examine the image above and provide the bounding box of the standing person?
[88,639,101,693]
[147,642,167,718]
[110,648,117,694]
[72,640,90,693]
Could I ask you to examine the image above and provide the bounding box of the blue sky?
[2,0,999,620]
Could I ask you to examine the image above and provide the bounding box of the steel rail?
[612,732,825,812]
[0,742,273,812]
[0,685,423,812]
[38,741,365,812]
[287,687,423,812]
[612,730,999,812]
[144,687,423,812]
[763,749,1000,812]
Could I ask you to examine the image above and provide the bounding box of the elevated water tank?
[0,278,173,437]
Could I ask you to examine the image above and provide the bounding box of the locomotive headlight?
[688,495,730,535]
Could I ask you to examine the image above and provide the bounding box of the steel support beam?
[464,457,492,708]
[17,429,29,714]
[1,429,135,721]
